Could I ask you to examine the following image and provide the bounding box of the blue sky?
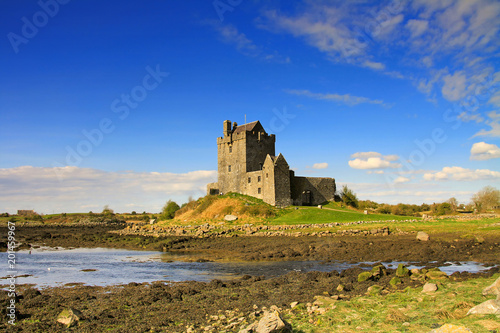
[1,0,499,214]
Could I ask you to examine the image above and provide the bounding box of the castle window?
[248,177,251,183]
[229,146,232,153]
[266,173,268,178]
[258,188,261,194]
[228,165,231,172]
[259,163,263,170]
[258,176,261,182]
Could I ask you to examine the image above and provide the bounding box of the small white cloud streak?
[285,89,390,107]
[423,166,500,181]
[312,162,328,169]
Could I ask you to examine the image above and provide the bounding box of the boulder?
[422,282,438,293]
[396,263,410,277]
[389,277,402,286]
[366,285,383,296]
[255,310,292,333]
[425,268,448,280]
[482,276,500,296]
[371,265,386,279]
[224,215,238,221]
[416,231,429,241]
[358,271,373,282]
[429,323,472,332]
[467,299,500,315]
[57,308,83,328]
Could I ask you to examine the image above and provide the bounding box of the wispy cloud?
[211,22,290,63]
[472,111,500,138]
[285,89,391,107]
[260,0,500,106]
[0,166,217,214]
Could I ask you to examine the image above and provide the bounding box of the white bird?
[48,268,51,271]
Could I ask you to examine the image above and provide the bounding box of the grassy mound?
[172,193,282,224]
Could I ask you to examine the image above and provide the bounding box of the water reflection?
[1,247,494,288]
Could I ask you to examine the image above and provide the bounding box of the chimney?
[223,120,232,137]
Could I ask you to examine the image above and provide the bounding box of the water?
[1,247,494,288]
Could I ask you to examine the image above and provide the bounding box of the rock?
[467,299,500,315]
[482,276,500,296]
[254,310,292,333]
[336,284,344,292]
[429,323,472,332]
[357,271,373,282]
[290,302,298,309]
[366,285,383,295]
[57,308,83,328]
[389,277,402,286]
[313,295,336,307]
[224,215,238,221]
[422,282,438,293]
[396,263,410,277]
[425,268,448,280]
[416,231,429,241]
[371,265,386,279]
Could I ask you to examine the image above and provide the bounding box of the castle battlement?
[207,120,336,207]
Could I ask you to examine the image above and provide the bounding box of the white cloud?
[285,89,390,107]
[394,176,410,183]
[312,162,328,169]
[0,166,217,214]
[423,166,500,181]
[348,151,401,170]
[470,142,500,160]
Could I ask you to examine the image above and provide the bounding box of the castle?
[207,120,336,207]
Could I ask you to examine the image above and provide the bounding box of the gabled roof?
[233,120,265,134]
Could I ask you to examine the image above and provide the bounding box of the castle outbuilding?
[207,120,336,207]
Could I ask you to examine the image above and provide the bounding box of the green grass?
[289,273,500,333]
[270,206,417,225]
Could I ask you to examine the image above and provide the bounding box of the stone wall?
[262,155,277,205]
[217,131,247,194]
[273,154,292,207]
[291,176,336,206]
[245,130,275,172]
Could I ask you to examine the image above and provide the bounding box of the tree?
[102,205,114,215]
[471,186,500,212]
[447,197,458,212]
[161,200,180,220]
[340,185,358,208]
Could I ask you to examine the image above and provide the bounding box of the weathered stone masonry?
[207,120,336,207]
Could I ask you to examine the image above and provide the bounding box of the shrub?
[161,200,180,220]
[340,185,358,208]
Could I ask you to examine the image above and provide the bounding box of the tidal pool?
[1,247,494,288]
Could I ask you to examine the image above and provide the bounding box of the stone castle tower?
[207,120,336,207]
